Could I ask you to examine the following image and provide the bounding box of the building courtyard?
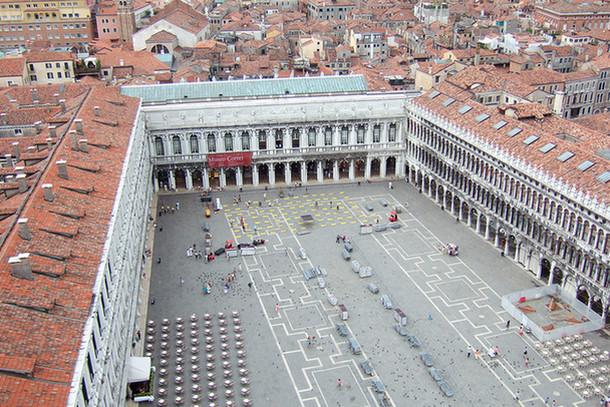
[145,181,610,407]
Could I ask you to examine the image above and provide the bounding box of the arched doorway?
[355,159,365,178]
[370,158,381,177]
[274,163,285,184]
[444,191,452,211]
[461,202,469,222]
[290,162,301,184]
[192,169,203,189]
[209,169,220,188]
[157,169,169,190]
[386,156,396,176]
[540,259,551,283]
[576,286,590,307]
[339,160,349,179]
[258,164,269,184]
[225,168,237,186]
[552,267,563,286]
[470,208,478,230]
[242,166,253,185]
[322,160,333,180]
[479,214,487,237]
[306,161,317,181]
[175,168,187,189]
[452,196,460,217]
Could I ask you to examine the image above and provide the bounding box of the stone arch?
[306,161,317,181]
[338,159,349,179]
[576,285,590,306]
[461,201,469,221]
[322,160,333,180]
[225,168,237,186]
[192,168,203,188]
[258,163,269,184]
[174,168,187,189]
[506,235,518,258]
[151,44,170,54]
[355,159,365,178]
[290,162,301,183]
[157,169,169,189]
[370,158,381,177]
[274,163,285,184]
[386,156,396,175]
[591,296,603,316]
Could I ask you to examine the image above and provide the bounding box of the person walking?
[524,357,529,368]
[506,320,511,329]
[180,277,184,287]
[336,378,342,389]
[466,345,472,358]
[248,282,253,290]
[275,303,280,314]
[176,201,180,211]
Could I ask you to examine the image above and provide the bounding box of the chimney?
[16,173,27,193]
[34,121,42,134]
[75,119,83,135]
[8,253,34,280]
[42,183,54,202]
[0,113,6,125]
[46,137,53,150]
[11,142,20,160]
[31,88,39,103]
[48,125,56,138]
[78,139,89,153]
[17,218,32,240]
[69,130,78,150]
[9,254,34,280]
[120,58,124,66]
[56,160,68,179]
[9,99,18,109]
[53,93,60,103]
[59,99,66,113]
[14,166,24,175]
[94,106,100,117]
[4,154,13,167]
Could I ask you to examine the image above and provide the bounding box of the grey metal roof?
[121,75,369,103]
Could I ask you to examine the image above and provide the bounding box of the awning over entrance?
[127,357,151,383]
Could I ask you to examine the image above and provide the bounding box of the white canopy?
[127,357,151,383]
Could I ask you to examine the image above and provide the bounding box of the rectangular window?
[539,143,556,153]
[506,127,522,137]
[45,62,52,68]
[372,125,380,143]
[324,128,332,145]
[458,105,472,114]
[475,113,490,123]
[577,160,594,171]
[47,72,54,79]
[356,126,364,144]
[241,133,250,150]
[556,151,574,162]
[388,124,396,142]
[307,129,316,147]
[523,135,539,145]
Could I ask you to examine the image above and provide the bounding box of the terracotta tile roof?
[0,57,26,78]
[24,51,73,63]
[412,87,610,202]
[148,0,208,34]
[146,30,177,42]
[96,48,170,76]
[0,86,141,406]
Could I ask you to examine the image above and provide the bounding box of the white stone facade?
[70,110,153,407]
[143,92,414,191]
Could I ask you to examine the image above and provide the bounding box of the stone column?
[514,240,520,261]
[349,160,355,181]
[536,256,543,279]
[365,157,372,180]
[153,172,159,192]
[251,132,258,152]
[219,168,226,188]
[333,125,340,146]
[396,156,404,177]
[333,160,339,181]
[301,161,307,184]
[316,127,323,147]
[467,208,472,227]
[168,170,176,190]
[284,163,291,185]
[203,168,209,189]
[380,157,387,178]
[485,219,490,240]
[476,215,481,235]
[350,125,357,145]
[284,128,291,151]
[365,123,372,144]
[450,196,455,216]
[548,261,557,285]
[269,164,276,185]
[300,128,307,150]
[236,167,243,187]
[185,169,193,190]
[317,161,323,183]
[503,237,509,255]
[252,165,259,186]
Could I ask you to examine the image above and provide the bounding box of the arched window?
[189,134,199,154]
[308,128,316,147]
[172,135,182,155]
[241,131,250,150]
[340,126,348,144]
[258,130,266,150]
[324,127,332,145]
[388,123,397,142]
[275,129,283,149]
[372,125,380,143]
[356,125,365,144]
[207,133,216,152]
[151,44,170,54]
[224,133,233,151]
[291,129,300,148]
[155,136,164,156]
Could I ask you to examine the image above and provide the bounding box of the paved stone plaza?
[146,182,609,407]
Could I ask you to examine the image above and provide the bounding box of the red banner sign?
[207,152,253,169]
